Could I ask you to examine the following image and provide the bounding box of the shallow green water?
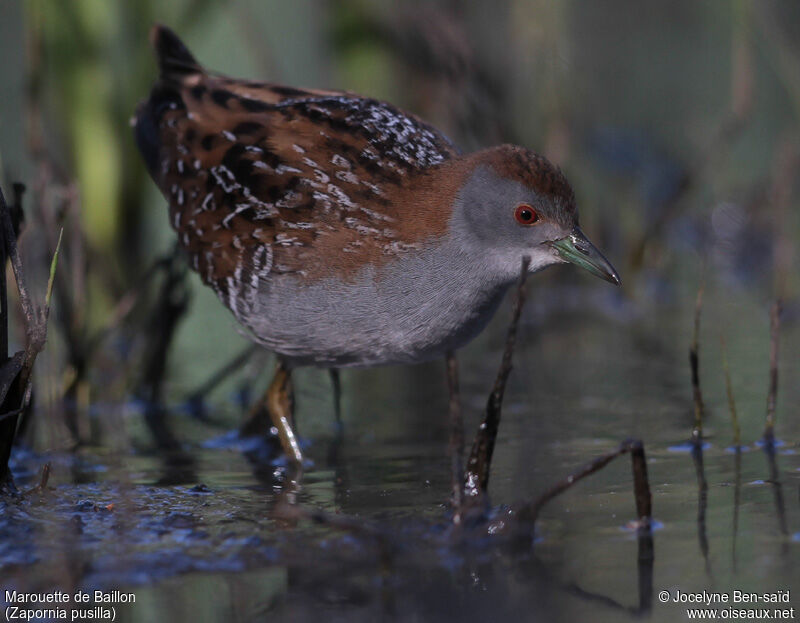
[2,276,799,622]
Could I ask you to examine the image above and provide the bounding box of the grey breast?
[232,235,512,368]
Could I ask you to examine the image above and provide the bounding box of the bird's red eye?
[514,204,539,225]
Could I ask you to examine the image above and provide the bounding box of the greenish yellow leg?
[268,362,304,465]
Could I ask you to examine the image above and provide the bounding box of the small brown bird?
[134,25,619,465]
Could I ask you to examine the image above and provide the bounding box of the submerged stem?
[463,255,530,497]
[720,335,741,447]
[689,281,705,442]
[764,300,781,441]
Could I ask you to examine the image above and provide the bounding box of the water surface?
[2,277,798,622]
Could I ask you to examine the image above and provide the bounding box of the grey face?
[453,165,620,285]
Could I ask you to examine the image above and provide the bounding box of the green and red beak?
[549,227,621,286]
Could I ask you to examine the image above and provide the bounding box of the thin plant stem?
[720,335,741,447]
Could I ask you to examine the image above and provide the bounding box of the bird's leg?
[329,369,342,431]
[267,360,304,466]
[446,351,464,522]
[239,354,296,440]
[286,369,296,431]
[326,368,344,467]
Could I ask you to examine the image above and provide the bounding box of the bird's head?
[452,145,620,286]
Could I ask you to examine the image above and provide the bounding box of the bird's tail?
[133,25,202,177]
[150,23,202,79]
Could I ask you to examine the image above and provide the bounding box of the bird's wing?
[134,35,458,310]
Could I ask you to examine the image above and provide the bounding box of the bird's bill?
[549,228,621,285]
